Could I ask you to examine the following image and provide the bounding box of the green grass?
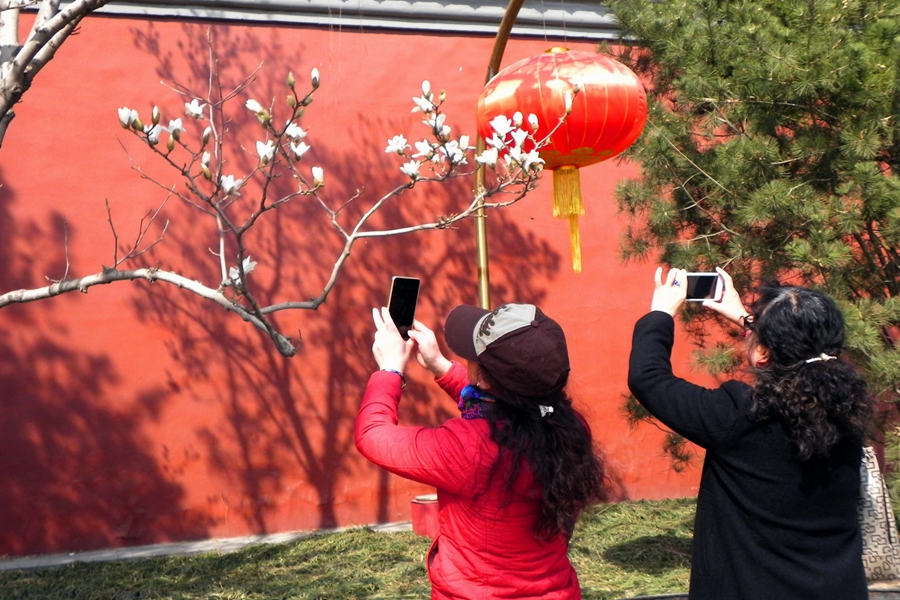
[0,498,695,600]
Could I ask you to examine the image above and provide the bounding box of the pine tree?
[606,0,900,479]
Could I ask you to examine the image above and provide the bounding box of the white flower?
[117,107,134,128]
[220,174,243,195]
[167,118,184,140]
[144,124,162,145]
[151,106,161,125]
[285,122,306,141]
[522,149,544,172]
[425,113,449,139]
[385,134,409,155]
[513,112,523,127]
[201,151,211,166]
[412,139,435,160]
[256,140,276,164]
[312,166,324,186]
[422,80,431,97]
[291,141,311,159]
[185,99,206,119]
[400,160,421,179]
[486,133,506,150]
[476,147,499,168]
[489,115,515,137]
[528,113,539,130]
[440,140,467,165]
[311,68,320,88]
[245,99,265,115]
[202,126,212,145]
[458,135,471,150]
[412,96,436,114]
[229,256,258,286]
[510,129,528,149]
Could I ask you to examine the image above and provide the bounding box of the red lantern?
[476,48,647,272]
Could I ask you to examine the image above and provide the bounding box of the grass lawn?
[0,498,695,600]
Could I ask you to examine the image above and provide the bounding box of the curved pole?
[473,0,526,309]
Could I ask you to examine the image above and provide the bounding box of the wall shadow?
[125,23,564,534]
[0,166,211,555]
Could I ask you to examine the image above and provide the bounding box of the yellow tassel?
[553,166,585,272]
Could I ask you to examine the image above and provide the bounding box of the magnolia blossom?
[185,99,206,119]
[424,113,450,140]
[412,140,435,160]
[202,126,212,145]
[291,141,311,159]
[256,140,276,164]
[220,174,243,195]
[513,112,523,127]
[201,151,211,166]
[245,99,265,114]
[167,118,184,140]
[229,256,258,286]
[528,113,539,130]
[311,68,320,88]
[422,80,431,97]
[312,166,324,186]
[486,133,506,150]
[400,160,421,179]
[476,147,499,168]
[144,124,162,145]
[117,107,134,128]
[285,122,306,141]
[385,135,409,155]
[489,115,515,138]
[522,149,544,172]
[510,129,528,149]
[412,96,435,114]
[439,140,466,165]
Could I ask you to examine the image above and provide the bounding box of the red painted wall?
[0,14,716,556]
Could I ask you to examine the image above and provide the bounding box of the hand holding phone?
[387,276,420,340]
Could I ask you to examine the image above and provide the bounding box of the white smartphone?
[684,272,724,302]
[387,276,420,339]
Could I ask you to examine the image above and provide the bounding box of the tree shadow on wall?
[126,24,563,533]
[0,168,212,556]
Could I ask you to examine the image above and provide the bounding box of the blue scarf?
[458,385,496,420]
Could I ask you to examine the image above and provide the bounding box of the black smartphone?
[387,276,420,339]
[684,272,724,302]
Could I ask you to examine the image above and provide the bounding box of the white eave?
[87,0,620,40]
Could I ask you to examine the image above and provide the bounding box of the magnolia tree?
[0,0,111,145]
[0,59,571,357]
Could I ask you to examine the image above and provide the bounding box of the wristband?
[380,369,407,389]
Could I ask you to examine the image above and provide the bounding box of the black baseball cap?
[444,303,570,397]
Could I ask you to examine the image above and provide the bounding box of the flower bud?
[311,68,320,89]
[439,90,446,103]
[201,151,211,166]
[287,71,296,88]
[166,135,175,152]
[151,106,160,126]
[201,127,212,146]
[287,95,297,108]
[513,112,523,127]
[201,164,212,180]
[132,116,144,132]
[312,166,324,187]
[302,96,314,107]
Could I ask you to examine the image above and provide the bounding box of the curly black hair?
[748,282,874,461]
[478,368,609,541]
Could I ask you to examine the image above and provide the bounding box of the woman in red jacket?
[355,302,607,599]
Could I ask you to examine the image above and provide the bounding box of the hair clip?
[539,405,554,417]
[805,353,837,364]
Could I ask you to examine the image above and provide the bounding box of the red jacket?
[355,362,581,600]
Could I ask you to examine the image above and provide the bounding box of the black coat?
[628,311,867,600]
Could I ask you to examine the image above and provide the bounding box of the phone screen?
[685,273,722,301]
[388,276,420,339]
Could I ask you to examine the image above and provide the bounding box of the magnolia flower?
[513,111,523,127]
[144,124,162,145]
[528,113,539,130]
[285,122,306,141]
[422,80,431,97]
[290,141,311,159]
[412,139,435,160]
[425,113,450,140]
[440,140,466,165]
[489,115,515,138]
[476,147,499,168]
[117,107,134,128]
[486,133,506,150]
[412,95,436,114]
[523,149,544,172]
[385,134,409,155]
[202,126,212,145]
[458,135,471,150]
[256,140,276,164]
[510,129,528,149]
[229,256,258,286]
[167,118,184,140]
[312,166,324,186]
[201,151,211,166]
[311,68,320,88]
[220,174,243,195]
[400,160,421,179]
[185,99,206,119]
[151,106,161,126]
[245,99,265,114]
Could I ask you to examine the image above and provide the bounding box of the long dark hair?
[748,282,873,460]
[479,368,608,541]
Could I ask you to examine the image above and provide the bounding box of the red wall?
[0,14,715,556]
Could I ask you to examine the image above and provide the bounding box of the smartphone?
[387,276,420,339]
[684,272,724,302]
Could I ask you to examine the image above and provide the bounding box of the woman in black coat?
[628,267,873,600]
